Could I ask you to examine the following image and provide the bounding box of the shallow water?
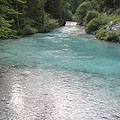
[0,25,120,120]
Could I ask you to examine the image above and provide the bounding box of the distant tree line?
[0,0,78,39]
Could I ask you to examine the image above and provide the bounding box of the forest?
[0,0,120,42]
[0,0,76,39]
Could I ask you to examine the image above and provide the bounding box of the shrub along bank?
[75,0,120,43]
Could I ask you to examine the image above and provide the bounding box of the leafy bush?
[22,25,38,35]
[96,29,119,42]
[105,31,119,42]
[20,18,35,28]
[0,27,17,39]
[47,19,59,29]
[38,18,59,33]
[75,1,97,25]
[96,29,107,40]
[85,17,107,34]
[83,10,100,26]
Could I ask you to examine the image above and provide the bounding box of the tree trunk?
[42,0,45,26]
[114,0,116,11]
[16,3,20,29]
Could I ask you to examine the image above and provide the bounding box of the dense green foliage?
[0,0,120,43]
[96,29,119,42]
[0,27,17,39]
[83,11,100,26]
[0,0,77,39]
[18,25,38,36]
[75,0,120,43]
[75,1,97,25]
[86,17,107,34]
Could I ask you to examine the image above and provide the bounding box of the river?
[0,25,120,120]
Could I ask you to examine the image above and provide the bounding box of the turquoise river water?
[0,25,120,120]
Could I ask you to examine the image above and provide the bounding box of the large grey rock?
[111,23,120,31]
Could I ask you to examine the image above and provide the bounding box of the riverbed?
[0,25,120,120]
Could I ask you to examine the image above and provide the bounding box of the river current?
[0,25,120,120]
